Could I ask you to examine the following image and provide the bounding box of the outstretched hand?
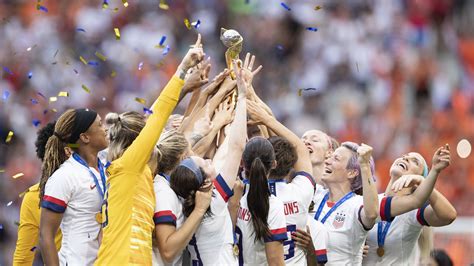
[182,57,211,94]
[357,143,373,164]
[432,144,451,173]
[179,34,205,72]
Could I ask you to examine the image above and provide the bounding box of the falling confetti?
[102,0,109,9]
[6,201,13,207]
[76,28,86,32]
[79,56,88,65]
[314,5,322,10]
[37,92,47,100]
[163,45,170,55]
[28,71,33,79]
[2,90,10,101]
[111,71,116,77]
[122,0,129,7]
[26,45,37,52]
[135,97,146,105]
[184,19,191,30]
[457,139,472,159]
[37,5,48,12]
[49,97,58,102]
[306,27,318,32]
[30,99,39,104]
[53,49,59,58]
[12,173,24,179]
[143,107,153,115]
[0,224,3,230]
[32,119,41,127]
[95,51,107,61]
[0,169,4,173]
[114,28,121,40]
[159,35,167,47]
[73,69,79,75]
[81,84,91,93]
[159,0,169,10]
[58,91,69,97]
[30,246,37,252]
[280,2,291,11]
[5,131,14,143]
[3,66,13,75]
[138,62,144,70]
[298,88,318,96]
[191,20,201,29]
[88,61,99,66]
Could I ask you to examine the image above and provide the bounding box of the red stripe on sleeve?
[43,195,67,207]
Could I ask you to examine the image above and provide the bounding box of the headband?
[422,162,429,178]
[179,158,204,185]
[68,108,97,144]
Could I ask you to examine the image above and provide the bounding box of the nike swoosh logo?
[90,184,96,190]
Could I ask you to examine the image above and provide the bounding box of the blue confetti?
[88,61,99,66]
[276,44,284,50]
[306,27,318,32]
[38,5,48,12]
[280,2,291,11]
[76,28,86,32]
[2,90,10,101]
[30,99,39,104]
[30,246,37,252]
[143,107,153,115]
[192,20,201,29]
[162,45,170,55]
[43,109,48,115]
[0,224,3,230]
[32,119,41,127]
[3,66,13,75]
[37,92,47,100]
[138,62,144,70]
[73,69,79,74]
[159,35,166,46]
[28,71,33,79]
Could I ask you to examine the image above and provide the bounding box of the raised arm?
[422,189,457,226]
[180,58,211,113]
[357,144,379,229]
[247,100,312,174]
[388,145,451,218]
[120,35,204,172]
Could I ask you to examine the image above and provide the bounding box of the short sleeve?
[406,203,430,227]
[379,196,395,222]
[307,217,328,264]
[41,172,74,213]
[213,174,234,203]
[264,197,288,243]
[291,171,316,207]
[153,183,179,226]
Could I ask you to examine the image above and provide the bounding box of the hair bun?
[105,112,120,126]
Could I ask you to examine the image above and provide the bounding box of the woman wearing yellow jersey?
[13,122,62,265]
[95,35,204,266]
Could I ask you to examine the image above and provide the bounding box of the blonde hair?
[105,111,159,173]
[156,130,189,175]
[39,109,76,204]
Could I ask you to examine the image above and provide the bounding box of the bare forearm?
[411,169,440,207]
[426,189,457,226]
[193,127,221,157]
[228,199,240,228]
[361,163,378,225]
[183,89,201,116]
[227,97,247,152]
[39,233,59,266]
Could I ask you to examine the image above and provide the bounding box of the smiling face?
[389,152,425,180]
[82,115,109,151]
[302,130,331,166]
[321,146,356,186]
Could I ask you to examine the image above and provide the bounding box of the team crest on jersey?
[332,212,346,229]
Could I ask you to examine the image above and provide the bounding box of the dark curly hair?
[35,121,56,161]
[268,136,297,179]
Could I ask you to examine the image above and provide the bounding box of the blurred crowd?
[0,0,473,264]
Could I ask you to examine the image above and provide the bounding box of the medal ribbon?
[377,220,393,249]
[72,153,107,199]
[314,192,354,224]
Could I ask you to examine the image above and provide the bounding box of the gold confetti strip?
[159,0,169,10]
[67,143,80,148]
[111,71,116,77]
[5,131,13,143]
[49,96,58,102]
[0,169,4,173]
[81,84,91,93]
[122,0,128,7]
[135,97,146,105]
[113,7,119,12]
[79,56,88,65]
[12,173,24,179]
[184,18,191,30]
[314,5,322,10]
[58,91,69,97]
[102,2,108,9]
[51,108,58,113]
[95,51,107,61]
[114,28,121,40]
[298,89,303,97]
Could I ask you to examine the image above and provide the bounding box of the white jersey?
[363,194,430,266]
[310,192,370,266]
[152,174,185,266]
[42,155,105,266]
[237,191,287,266]
[269,171,315,265]
[187,174,237,266]
[306,216,329,264]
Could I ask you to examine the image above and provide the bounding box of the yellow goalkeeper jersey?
[95,75,184,265]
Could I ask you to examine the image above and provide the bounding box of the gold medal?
[233,244,239,256]
[377,247,385,257]
[95,212,102,224]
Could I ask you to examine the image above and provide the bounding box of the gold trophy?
[220,28,243,79]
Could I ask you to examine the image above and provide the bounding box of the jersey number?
[283,224,297,260]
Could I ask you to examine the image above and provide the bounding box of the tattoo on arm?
[190,133,204,147]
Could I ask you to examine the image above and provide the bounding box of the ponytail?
[248,157,271,242]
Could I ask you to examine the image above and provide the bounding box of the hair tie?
[53,132,66,142]
[179,158,204,185]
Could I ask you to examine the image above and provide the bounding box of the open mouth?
[324,167,333,174]
[397,161,408,171]
[307,146,314,154]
